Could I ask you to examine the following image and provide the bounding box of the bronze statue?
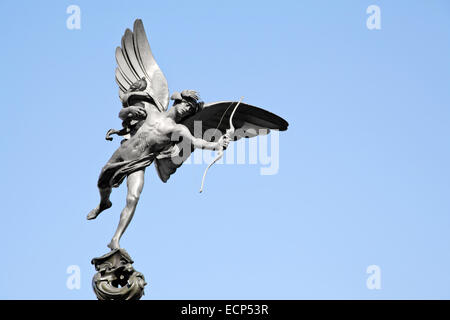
[88,19,288,299]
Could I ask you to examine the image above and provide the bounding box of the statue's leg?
[87,149,123,220]
[87,187,112,220]
[107,169,145,250]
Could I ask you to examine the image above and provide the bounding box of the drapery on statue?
[88,19,289,251]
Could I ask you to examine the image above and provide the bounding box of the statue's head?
[171,90,204,121]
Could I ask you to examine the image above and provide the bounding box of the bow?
[199,97,243,193]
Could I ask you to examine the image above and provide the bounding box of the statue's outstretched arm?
[172,124,229,151]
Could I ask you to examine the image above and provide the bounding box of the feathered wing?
[154,101,289,182]
[115,19,169,111]
[182,101,288,138]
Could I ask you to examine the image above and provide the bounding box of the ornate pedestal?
[91,249,147,300]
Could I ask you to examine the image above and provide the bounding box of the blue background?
[1,0,449,299]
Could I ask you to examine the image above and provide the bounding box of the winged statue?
[87,19,288,251]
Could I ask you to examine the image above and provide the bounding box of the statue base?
[91,248,147,300]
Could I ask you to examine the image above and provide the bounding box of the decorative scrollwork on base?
[91,248,147,300]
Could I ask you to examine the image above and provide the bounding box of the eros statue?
[88,19,288,300]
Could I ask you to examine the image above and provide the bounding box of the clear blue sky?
[1,0,449,299]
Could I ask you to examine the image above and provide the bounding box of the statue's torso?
[120,102,174,160]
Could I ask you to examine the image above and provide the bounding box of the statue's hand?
[217,133,231,150]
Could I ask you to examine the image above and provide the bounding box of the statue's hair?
[181,90,200,102]
[175,90,203,112]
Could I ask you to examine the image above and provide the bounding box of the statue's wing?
[115,19,169,111]
[182,101,288,138]
[154,101,288,182]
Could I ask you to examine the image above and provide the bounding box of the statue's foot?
[107,238,120,250]
[87,200,112,220]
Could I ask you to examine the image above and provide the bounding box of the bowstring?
[198,101,238,193]
[211,102,235,139]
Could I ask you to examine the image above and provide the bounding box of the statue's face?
[175,101,196,119]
